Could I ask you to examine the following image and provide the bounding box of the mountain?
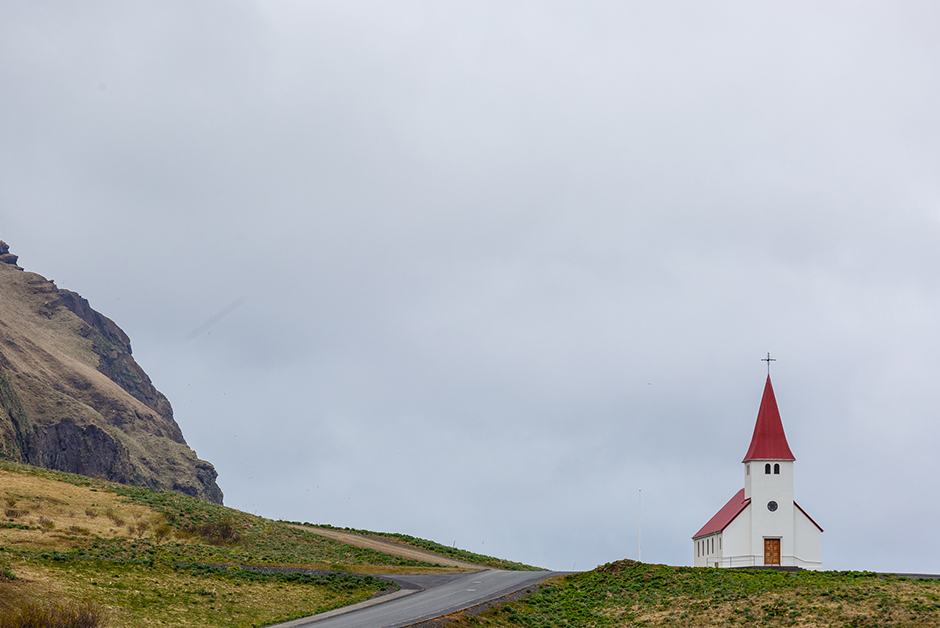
[0,241,222,503]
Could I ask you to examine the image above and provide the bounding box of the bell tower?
[743,376,795,565]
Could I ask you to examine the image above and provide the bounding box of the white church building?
[693,376,822,569]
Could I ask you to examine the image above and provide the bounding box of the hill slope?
[0,241,222,503]
[0,461,517,627]
[448,559,940,627]
[0,461,415,626]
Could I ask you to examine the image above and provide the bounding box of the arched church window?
[764,463,771,474]
[774,463,780,474]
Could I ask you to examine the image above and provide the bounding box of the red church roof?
[692,488,750,539]
[742,376,795,462]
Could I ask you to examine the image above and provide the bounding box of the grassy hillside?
[0,460,499,627]
[293,524,544,571]
[449,559,940,627]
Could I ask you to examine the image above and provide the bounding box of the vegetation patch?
[1,461,516,626]
[446,560,940,627]
[0,461,442,571]
[0,599,105,628]
[0,553,386,628]
[294,523,544,571]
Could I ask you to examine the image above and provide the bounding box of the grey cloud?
[2,1,940,572]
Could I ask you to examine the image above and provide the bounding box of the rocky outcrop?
[0,241,21,269]
[36,417,139,484]
[56,289,184,443]
[0,241,223,503]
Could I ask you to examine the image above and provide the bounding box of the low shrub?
[187,519,240,546]
[152,523,172,543]
[104,510,124,527]
[134,521,149,538]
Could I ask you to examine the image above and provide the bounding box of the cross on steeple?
[762,352,776,375]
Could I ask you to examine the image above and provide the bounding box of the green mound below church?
[448,560,940,628]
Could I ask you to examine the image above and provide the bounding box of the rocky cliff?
[0,241,222,503]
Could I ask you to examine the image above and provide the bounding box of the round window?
[767,501,778,512]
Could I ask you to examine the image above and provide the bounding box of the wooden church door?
[764,539,781,565]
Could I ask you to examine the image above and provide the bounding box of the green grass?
[2,552,387,628]
[449,560,940,627]
[291,523,544,571]
[0,550,14,580]
[0,460,442,570]
[101,485,440,569]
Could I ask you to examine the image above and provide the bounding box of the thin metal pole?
[638,488,642,563]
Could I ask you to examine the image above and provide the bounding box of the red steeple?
[742,376,795,462]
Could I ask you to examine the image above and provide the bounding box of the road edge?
[272,588,420,627]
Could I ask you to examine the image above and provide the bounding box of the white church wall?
[694,534,721,567]
[694,537,704,567]
[793,507,823,570]
[720,504,753,567]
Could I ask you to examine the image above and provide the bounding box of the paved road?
[273,569,562,628]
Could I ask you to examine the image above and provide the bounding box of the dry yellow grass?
[0,469,166,550]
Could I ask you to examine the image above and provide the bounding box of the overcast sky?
[3,1,940,573]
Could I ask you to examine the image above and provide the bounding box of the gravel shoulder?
[289,525,483,570]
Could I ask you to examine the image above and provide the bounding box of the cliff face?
[0,241,223,503]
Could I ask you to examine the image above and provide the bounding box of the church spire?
[742,376,795,462]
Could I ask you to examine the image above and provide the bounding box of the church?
[693,375,823,569]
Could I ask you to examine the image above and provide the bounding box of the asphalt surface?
[273,569,562,628]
